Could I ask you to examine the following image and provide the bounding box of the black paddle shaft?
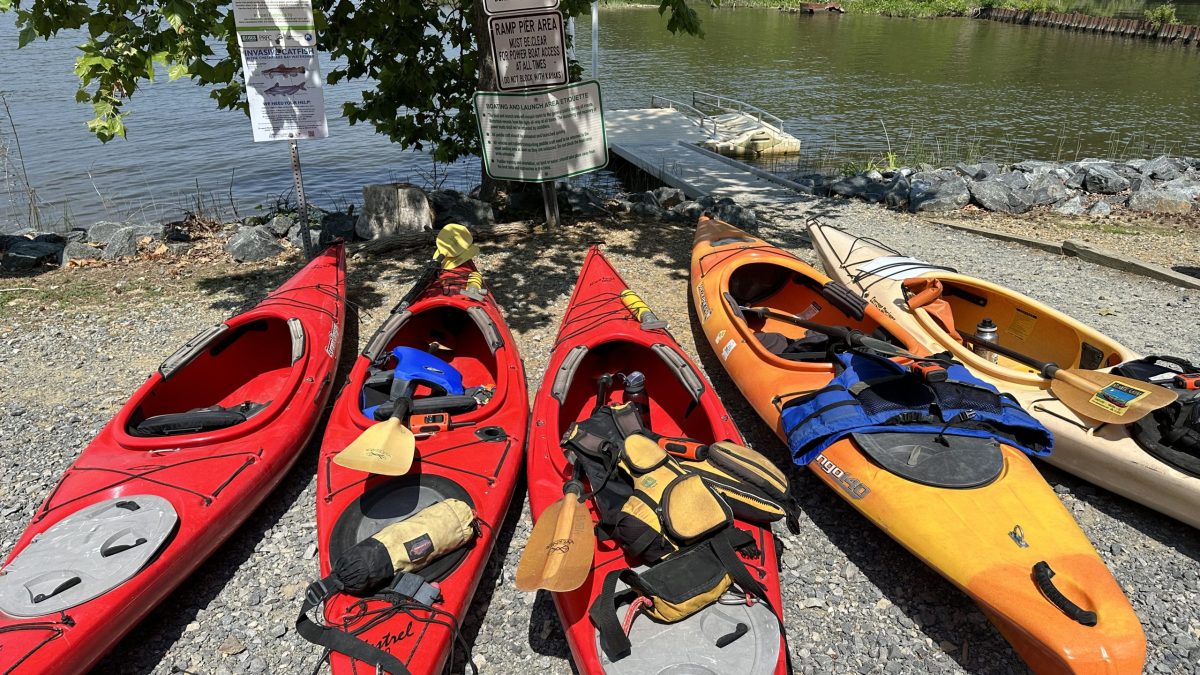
[739,306,918,360]
[958,332,1061,378]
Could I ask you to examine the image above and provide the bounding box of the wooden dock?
[604,109,807,204]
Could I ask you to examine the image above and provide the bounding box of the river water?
[1,7,1199,231]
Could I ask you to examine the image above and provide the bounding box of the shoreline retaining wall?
[975,7,1200,45]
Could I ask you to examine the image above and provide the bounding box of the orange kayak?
[689,216,1145,674]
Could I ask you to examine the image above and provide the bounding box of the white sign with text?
[231,0,314,29]
[483,0,558,16]
[240,32,329,142]
[474,80,607,182]
[488,11,567,91]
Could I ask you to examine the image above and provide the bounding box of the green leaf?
[168,64,187,81]
[17,23,36,48]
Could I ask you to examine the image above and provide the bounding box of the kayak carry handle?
[1032,561,1097,627]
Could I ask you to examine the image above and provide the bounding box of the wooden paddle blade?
[514,495,594,592]
[1051,369,1178,425]
[332,418,416,475]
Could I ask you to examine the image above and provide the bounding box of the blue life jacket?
[361,347,464,418]
[780,351,1052,466]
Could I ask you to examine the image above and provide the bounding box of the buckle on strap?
[304,575,342,610]
[389,572,441,607]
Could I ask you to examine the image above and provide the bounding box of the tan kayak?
[807,222,1200,530]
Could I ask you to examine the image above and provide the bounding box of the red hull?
[0,245,346,674]
[315,262,528,674]
[526,247,788,674]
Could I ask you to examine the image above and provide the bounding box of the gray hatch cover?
[851,431,1004,489]
[598,581,780,674]
[0,495,178,617]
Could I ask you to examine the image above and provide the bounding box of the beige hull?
[807,222,1200,530]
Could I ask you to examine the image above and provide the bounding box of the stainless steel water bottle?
[973,318,999,364]
[623,371,650,424]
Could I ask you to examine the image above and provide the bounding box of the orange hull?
[689,217,1145,674]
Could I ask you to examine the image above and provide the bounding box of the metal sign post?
[289,139,313,258]
[591,1,599,80]
[541,182,560,230]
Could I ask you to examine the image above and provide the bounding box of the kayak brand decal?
[714,329,726,344]
[1091,381,1150,415]
[404,533,435,561]
[813,454,870,500]
[696,283,712,320]
[869,297,895,320]
[325,322,339,358]
[721,338,738,361]
[375,621,417,650]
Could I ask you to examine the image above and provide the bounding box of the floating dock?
[604,108,807,204]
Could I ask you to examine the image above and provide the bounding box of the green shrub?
[1144,2,1178,25]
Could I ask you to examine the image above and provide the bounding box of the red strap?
[621,597,653,636]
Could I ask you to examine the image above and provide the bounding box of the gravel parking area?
[1,198,1198,674]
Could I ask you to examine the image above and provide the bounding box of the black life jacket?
[1113,355,1200,478]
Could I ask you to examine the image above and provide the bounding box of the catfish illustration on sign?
[264,82,308,96]
[263,64,306,78]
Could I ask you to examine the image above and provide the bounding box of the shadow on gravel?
[194,248,391,318]
[453,476,533,668]
[528,590,572,664]
[1036,464,1200,564]
[95,303,363,674]
[685,299,1026,674]
[1172,265,1200,281]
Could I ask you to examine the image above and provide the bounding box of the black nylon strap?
[611,403,645,438]
[295,575,414,675]
[590,570,634,661]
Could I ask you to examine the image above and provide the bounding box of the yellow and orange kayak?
[807,221,1200,530]
[690,216,1145,674]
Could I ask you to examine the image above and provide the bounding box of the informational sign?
[484,0,558,16]
[489,11,567,91]
[240,33,329,142]
[232,0,314,29]
[232,0,327,142]
[474,80,607,182]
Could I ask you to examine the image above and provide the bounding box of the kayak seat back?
[128,317,300,437]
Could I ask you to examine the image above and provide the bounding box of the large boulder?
[713,202,757,230]
[954,162,1000,180]
[1018,174,1072,206]
[225,225,285,262]
[1052,195,1087,216]
[1140,155,1186,182]
[1012,160,1063,175]
[909,176,970,213]
[356,183,434,239]
[993,171,1030,190]
[2,239,64,272]
[86,220,127,243]
[1087,201,1112,217]
[102,226,151,260]
[266,213,295,236]
[1158,176,1200,200]
[315,211,357,242]
[652,187,686,209]
[60,241,102,267]
[428,189,495,230]
[0,234,21,253]
[558,185,608,217]
[672,201,705,222]
[968,181,1032,214]
[883,175,910,210]
[828,175,872,199]
[1127,189,1195,214]
[1082,166,1129,194]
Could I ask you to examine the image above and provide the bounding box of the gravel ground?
[1,199,1198,675]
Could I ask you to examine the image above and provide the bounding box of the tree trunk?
[473,0,509,203]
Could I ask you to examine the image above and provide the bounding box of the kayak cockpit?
[910,276,1128,373]
[355,304,501,425]
[553,340,712,442]
[118,315,305,443]
[725,261,906,362]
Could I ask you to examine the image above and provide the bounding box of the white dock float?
[604,109,806,204]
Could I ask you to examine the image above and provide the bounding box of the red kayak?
[311,260,528,674]
[527,246,788,674]
[0,244,346,674]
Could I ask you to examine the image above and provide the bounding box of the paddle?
[958,332,1177,425]
[515,479,594,592]
[333,225,479,475]
[333,397,416,475]
[739,305,934,362]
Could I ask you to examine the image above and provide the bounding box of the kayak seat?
[129,400,270,437]
[754,331,831,362]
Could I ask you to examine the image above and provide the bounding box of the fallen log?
[352,220,537,256]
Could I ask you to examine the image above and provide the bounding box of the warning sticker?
[721,338,738,360]
[1008,308,1038,342]
[1089,381,1151,415]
